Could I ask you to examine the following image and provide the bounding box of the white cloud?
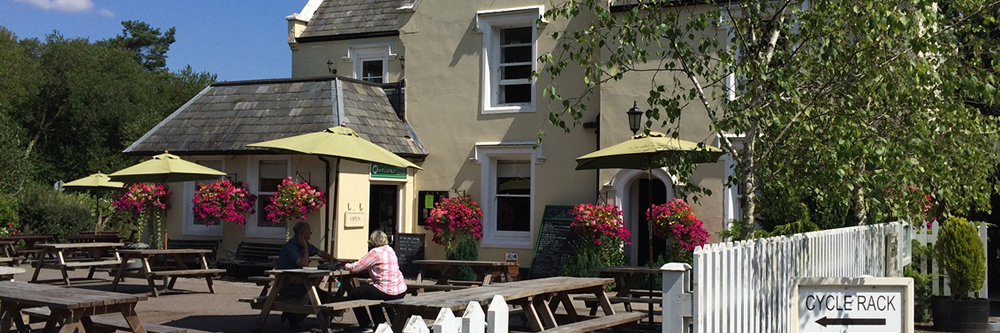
[16,0,95,13]
[98,8,114,17]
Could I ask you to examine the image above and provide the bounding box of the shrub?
[905,239,933,322]
[936,216,985,299]
[16,184,93,241]
[445,235,479,281]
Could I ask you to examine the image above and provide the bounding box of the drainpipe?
[584,115,601,199]
[318,155,332,253]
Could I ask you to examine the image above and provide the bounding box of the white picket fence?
[368,295,508,333]
[688,222,906,333]
[909,220,988,297]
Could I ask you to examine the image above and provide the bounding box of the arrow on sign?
[815,316,886,327]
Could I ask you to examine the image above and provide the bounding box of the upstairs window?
[349,44,393,84]
[477,7,544,114]
[360,59,384,83]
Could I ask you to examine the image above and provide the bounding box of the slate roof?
[124,76,427,158]
[299,0,411,39]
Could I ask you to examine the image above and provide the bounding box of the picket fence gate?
[370,295,508,333]
[909,220,988,297]
[686,222,906,333]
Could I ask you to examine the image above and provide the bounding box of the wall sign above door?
[370,163,407,180]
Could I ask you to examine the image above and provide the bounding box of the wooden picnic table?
[590,266,662,323]
[110,249,226,297]
[249,268,363,333]
[412,259,518,286]
[0,280,150,333]
[384,276,630,332]
[0,266,25,280]
[2,234,54,262]
[30,242,123,286]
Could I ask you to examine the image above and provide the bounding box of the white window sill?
[483,105,535,114]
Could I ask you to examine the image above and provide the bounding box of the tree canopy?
[542,0,1000,238]
[0,22,215,198]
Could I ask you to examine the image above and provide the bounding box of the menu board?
[418,191,449,226]
[394,233,425,277]
[528,205,579,279]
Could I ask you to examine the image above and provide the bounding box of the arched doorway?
[609,169,675,266]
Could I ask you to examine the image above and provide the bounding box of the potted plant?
[424,194,483,281]
[192,179,256,225]
[931,216,988,331]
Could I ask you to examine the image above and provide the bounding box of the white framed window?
[474,142,545,248]
[181,158,226,236]
[717,133,745,234]
[246,156,291,239]
[348,44,393,84]
[476,7,544,114]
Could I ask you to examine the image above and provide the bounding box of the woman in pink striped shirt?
[345,230,407,331]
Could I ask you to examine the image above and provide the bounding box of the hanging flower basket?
[570,203,631,246]
[264,177,326,224]
[647,198,709,251]
[424,195,483,250]
[112,183,171,218]
[192,179,256,225]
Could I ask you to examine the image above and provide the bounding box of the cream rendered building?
[285,0,734,267]
[129,0,736,269]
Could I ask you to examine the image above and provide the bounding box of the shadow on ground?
[163,314,359,333]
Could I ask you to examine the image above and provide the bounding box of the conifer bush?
[937,216,985,299]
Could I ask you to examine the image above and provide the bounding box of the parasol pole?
[646,164,655,325]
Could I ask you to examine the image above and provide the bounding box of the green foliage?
[0,23,215,197]
[905,238,934,323]
[562,245,602,278]
[541,0,1000,236]
[99,21,176,72]
[445,235,478,281]
[16,184,93,241]
[936,216,986,299]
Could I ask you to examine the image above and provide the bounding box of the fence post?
[463,301,486,333]
[981,222,989,298]
[375,323,393,333]
[403,315,429,333]
[885,228,900,277]
[487,295,508,333]
[663,262,692,333]
[433,308,456,333]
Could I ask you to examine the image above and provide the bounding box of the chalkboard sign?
[528,205,579,279]
[394,233,425,277]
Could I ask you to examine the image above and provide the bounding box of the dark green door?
[369,185,398,243]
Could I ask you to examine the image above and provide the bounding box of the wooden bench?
[239,296,384,317]
[539,312,646,333]
[574,295,662,315]
[406,283,472,295]
[166,238,222,268]
[216,241,283,279]
[23,307,188,333]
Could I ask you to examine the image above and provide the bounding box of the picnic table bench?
[412,259,518,286]
[0,281,154,333]
[110,249,226,297]
[23,307,188,333]
[2,234,54,263]
[165,238,221,267]
[0,266,25,280]
[30,242,123,286]
[384,276,639,332]
[242,268,373,333]
[575,266,663,322]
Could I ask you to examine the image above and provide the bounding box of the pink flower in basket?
[192,179,257,226]
[264,177,327,224]
[570,203,631,246]
[647,199,709,251]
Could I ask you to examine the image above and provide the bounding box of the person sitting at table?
[345,230,407,332]
[276,221,333,328]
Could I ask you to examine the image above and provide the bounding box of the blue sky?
[2,0,307,81]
